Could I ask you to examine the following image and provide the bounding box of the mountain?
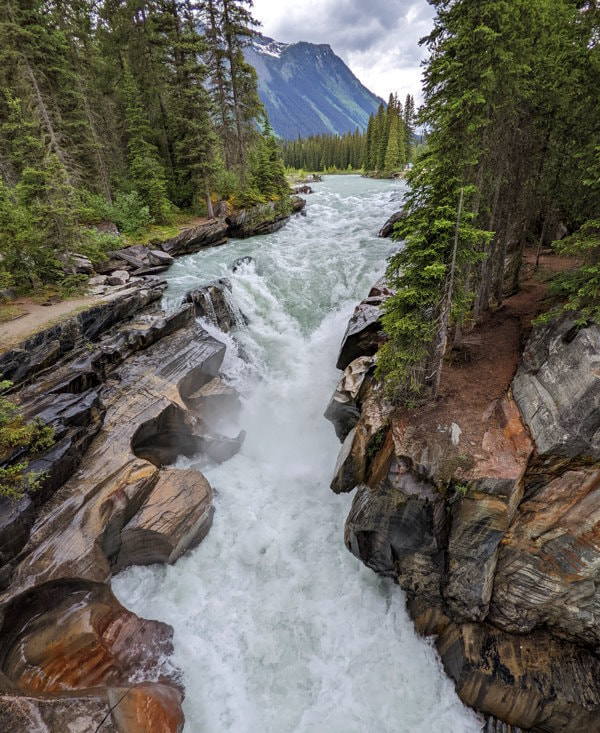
[245,36,384,140]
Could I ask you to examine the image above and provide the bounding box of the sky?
[251,0,436,104]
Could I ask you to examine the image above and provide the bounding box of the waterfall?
[113,176,482,733]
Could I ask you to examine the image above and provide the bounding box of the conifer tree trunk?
[432,187,463,398]
[222,0,245,168]
[206,0,232,167]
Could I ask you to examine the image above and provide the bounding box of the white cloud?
[251,0,435,103]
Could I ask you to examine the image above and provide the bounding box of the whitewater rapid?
[112,176,482,733]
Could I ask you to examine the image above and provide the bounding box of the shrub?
[0,380,54,500]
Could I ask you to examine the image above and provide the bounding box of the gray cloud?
[252,0,435,101]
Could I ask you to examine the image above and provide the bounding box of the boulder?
[291,195,306,214]
[378,209,406,238]
[108,269,130,286]
[185,279,244,332]
[336,299,384,370]
[58,252,94,275]
[183,376,241,428]
[88,274,107,286]
[148,249,175,267]
[335,286,394,371]
[116,468,214,568]
[160,220,228,257]
[95,220,120,237]
[231,256,255,273]
[213,200,228,217]
[330,385,392,493]
[324,356,375,441]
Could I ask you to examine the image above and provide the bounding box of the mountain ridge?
[246,35,384,139]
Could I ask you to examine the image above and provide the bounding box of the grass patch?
[0,304,26,324]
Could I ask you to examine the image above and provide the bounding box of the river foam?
[113,176,482,733]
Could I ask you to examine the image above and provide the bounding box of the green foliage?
[377,0,600,403]
[0,0,285,293]
[249,114,289,201]
[454,483,469,497]
[543,147,600,326]
[281,96,414,174]
[0,380,54,500]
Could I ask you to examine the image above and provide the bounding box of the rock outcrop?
[186,278,246,332]
[159,220,229,257]
[226,197,306,238]
[0,279,166,384]
[0,284,244,731]
[378,209,406,238]
[336,281,394,371]
[327,288,600,733]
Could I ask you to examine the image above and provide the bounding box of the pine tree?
[120,66,171,223]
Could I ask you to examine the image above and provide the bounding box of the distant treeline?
[281,94,416,174]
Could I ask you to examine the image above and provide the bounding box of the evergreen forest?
[377,0,600,401]
[0,0,288,292]
[282,94,416,175]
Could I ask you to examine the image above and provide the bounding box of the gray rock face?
[335,283,394,371]
[186,279,245,332]
[332,273,600,732]
[0,280,166,385]
[512,316,600,459]
[346,481,446,605]
[437,623,600,733]
[324,356,375,441]
[378,209,406,238]
[160,220,229,256]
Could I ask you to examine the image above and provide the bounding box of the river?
[112,175,482,733]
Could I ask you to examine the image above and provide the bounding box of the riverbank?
[327,237,600,731]
[0,196,306,351]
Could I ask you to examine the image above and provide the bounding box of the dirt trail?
[0,296,98,352]
[408,249,578,449]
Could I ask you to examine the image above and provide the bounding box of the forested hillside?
[378,0,600,400]
[0,0,288,292]
[281,94,416,175]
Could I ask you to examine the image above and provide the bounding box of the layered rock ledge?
[327,280,600,732]
[0,279,244,731]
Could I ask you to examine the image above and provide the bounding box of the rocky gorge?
[326,255,600,732]
[0,198,306,732]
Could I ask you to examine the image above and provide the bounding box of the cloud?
[252,0,435,102]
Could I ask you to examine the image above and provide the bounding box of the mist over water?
[112,176,482,732]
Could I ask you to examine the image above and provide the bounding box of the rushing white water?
[113,176,482,733]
